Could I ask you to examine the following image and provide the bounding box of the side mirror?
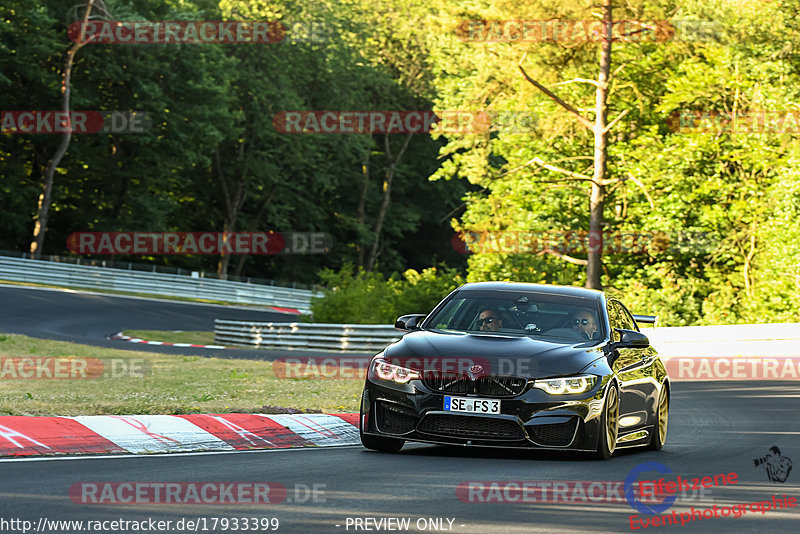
[395,314,426,331]
[614,329,650,348]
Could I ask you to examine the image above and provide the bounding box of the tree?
[29,0,110,259]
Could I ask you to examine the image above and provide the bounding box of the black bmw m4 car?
[359,282,669,459]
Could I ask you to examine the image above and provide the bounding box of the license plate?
[444,396,500,414]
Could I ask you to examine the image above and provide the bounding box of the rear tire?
[648,384,669,451]
[594,383,619,460]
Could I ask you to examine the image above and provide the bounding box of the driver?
[571,310,598,339]
[476,308,503,332]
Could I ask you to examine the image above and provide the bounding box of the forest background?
[2,0,798,326]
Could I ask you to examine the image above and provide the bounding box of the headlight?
[533,374,598,395]
[369,359,420,384]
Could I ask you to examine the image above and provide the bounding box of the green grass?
[0,334,362,416]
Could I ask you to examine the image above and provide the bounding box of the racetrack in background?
[0,284,343,360]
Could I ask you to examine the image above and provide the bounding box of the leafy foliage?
[311,265,464,323]
[2,0,798,325]
[424,0,800,325]
[0,0,468,282]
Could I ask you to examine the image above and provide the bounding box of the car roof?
[455,281,604,301]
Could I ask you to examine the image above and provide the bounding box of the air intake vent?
[419,414,525,440]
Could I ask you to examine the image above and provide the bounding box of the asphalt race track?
[0,382,798,533]
[0,284,339,360]
[1,285,798,533]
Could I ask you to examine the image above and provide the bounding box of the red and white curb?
[0,413,359,457]
[109,332,229,350]
[269,306,302,315]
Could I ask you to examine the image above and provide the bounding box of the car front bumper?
[361,376,611,451]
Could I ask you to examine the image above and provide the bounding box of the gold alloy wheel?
[657,387,668,445]
[606,386,619,454]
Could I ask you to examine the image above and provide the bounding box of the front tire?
[359,395,404,452]
[594,383,619,460]
[360,432,404,452]
[648,384,668,450]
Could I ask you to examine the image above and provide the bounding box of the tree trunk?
[356,149,370,268]
[365,134,412,272]
[214,147,248,280]
[30,0,96,258]
[587,0,613,290]
[217,223,234,279]
[518,1,623,287]
[231,188,276,278]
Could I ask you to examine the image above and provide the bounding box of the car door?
[618,300,661,426]
[607,299,649,431]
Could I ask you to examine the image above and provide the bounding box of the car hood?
[383,330,605,377]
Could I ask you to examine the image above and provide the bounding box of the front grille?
[422,374,528,397]
[422,374,471,394]
[375,402,418,434]
[530,419,578,446]
[476,376,528,396]
[419,414,525,440]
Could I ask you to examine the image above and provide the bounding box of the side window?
[606,301,624,342]
[617,301,639,332]
[432,298,466,329]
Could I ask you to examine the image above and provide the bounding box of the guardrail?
[214,320,402,352]
[646,323,800,358]
[0,256,320,312]
[646,323,800,381]
[215,320,800,371]
[0,248,316,290]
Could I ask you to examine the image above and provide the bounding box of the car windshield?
[424,290,605,342]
